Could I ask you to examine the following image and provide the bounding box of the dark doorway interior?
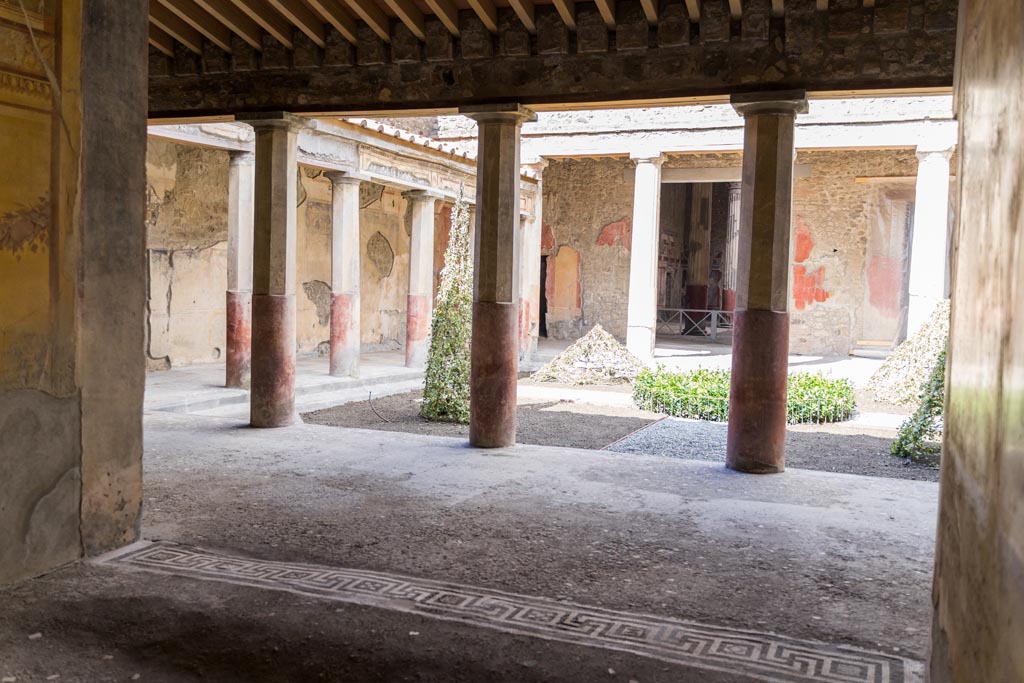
[539,255,548,338]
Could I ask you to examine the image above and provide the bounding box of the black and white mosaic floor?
[97,541,923,683]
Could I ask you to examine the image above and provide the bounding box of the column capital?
[459,103,537,125]
[630,153,666,167]
[324,170,367,185]
[228,150,254,166]
[523,158,549,176]
[915,146,955,161]
[731,90,808,117]
[238,111,307,131]
[402,189,443,202]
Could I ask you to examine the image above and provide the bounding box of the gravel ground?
[303,390,661,450]
[607,417,940,482]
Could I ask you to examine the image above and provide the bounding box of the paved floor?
[1,410,937,682]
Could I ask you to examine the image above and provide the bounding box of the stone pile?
[867,300,950,406]
[531,324,647,385]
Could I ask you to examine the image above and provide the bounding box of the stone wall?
[145,141,423,366]
[542,149,923,355]
[929,0,1024,679]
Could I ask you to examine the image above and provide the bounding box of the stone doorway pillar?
[461,104,536,448]
[908,147,954,336]
[326,173,363,377]
[521,160,548,361]
[244,113,302,428]
[404,190,440,368]
[226,150,254,388]
[721,181,742,311]
[626,153,666,361]
[726,91,807,474]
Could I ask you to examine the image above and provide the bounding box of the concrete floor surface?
[1,411,936,682]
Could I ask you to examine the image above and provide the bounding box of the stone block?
[657,1,690,48]
[576,5,608,53]
[460,13,494,59]
[323,27,355,67]
[172,42,200,76]
[202,43,230,74]
[392,22,422,63]
[292,31,323,68]
[742,0,771,42]
[923,0,956,31]
[536,5,569,54]
[828,6,869,37]
[260,32,291,70]
[615,1,649,52]
[149,47,170,78]
[425,17,454,61]
[357,23,389,65]
[873,1,910,35]
[231,35,260,71]
[499,9,531,57]
[699,0,730,43]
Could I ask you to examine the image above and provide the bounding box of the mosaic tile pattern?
[98,542,922,683]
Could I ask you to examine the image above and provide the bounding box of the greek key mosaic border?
[97,542,922,683]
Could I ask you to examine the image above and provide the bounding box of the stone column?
[404,190,440,368]
[685,184,713,310]
[721,182,742,311]
[244,113,302,428]
[226,150,255,388]
[326,173,362,377]
[908,147,954,335]
[517,211,535,359]
[460,104,537,448]
[726,91,807,474]
[626,153,666,360]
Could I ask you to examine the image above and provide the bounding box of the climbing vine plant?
[890,345,947,463]
[421,187,473,423]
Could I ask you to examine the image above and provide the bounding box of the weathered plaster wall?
[1,0,147,583]
[541,157,634,339]
[542,150,922,355]
[145,139,229,369]
[929,1,1024,679]
[144,144,420,364]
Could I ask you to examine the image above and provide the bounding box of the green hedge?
[633,367,857,424]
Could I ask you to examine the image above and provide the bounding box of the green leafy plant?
[633,367,856,424]
[420,187,472,423]
[890,346,946,463]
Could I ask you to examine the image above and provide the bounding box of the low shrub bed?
[633,367,856,424]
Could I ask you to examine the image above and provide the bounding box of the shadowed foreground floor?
[0,411,937,682]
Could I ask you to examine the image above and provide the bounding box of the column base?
[250,294,298,428]
[405,294,431,368]
[626,325,655,361]
[726,309,789,474]
[470,301,518,448]
[226,290,252,389]
[685,284,708,311]
[329,292,360,377]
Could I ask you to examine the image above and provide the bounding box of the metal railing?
[656,309,734,342]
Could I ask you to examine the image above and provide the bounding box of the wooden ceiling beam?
[149,24,177,56]
[380,0,427,40]
[817,0,828,9]
[150,3,204,53]
[683,0,700,22]
[639,0,658,23]
[593,0,615,29]
[551,0,576,30]
[466,0,499,33]
[423,0,460,35]
[226,0,295,48]
[340,0,392,42]
[305,0,359,43]
[772,0,784,17]
[508,0,537,32]
[265,0,326,47]
[157,0,234,53]
[193,0,265,50]
[728,0,742,19]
